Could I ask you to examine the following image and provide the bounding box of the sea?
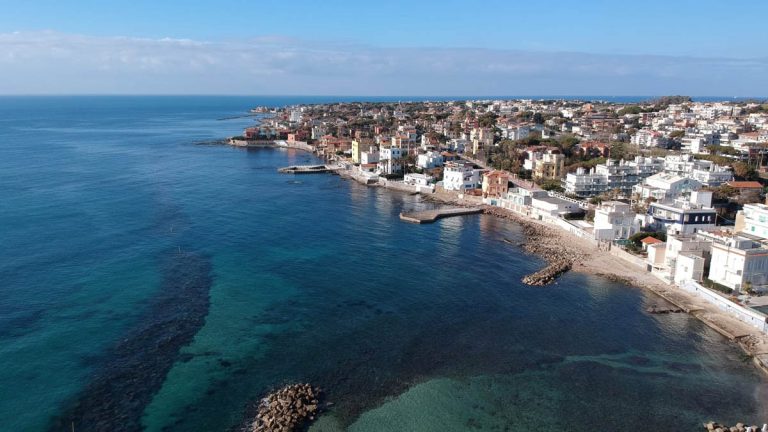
[0,96,766,432]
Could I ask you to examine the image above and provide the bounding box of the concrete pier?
[277,165,339,174]
[399,207,483,224]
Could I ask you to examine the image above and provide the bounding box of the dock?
[277,165,339,174]
[399,207,483,224]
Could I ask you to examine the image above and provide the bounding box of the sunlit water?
[0,96,765,432]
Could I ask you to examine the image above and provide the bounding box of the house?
[726,181,763,203]
[524,149,566,180]
[481,170,511,198]
[351,139,375,164]
[641,236,664,250]
[736,203,768,240]
[576,141,610,158]
[360,148,379,165]
[416,151,444,170]
[442,161,482,191]
[404,173,434,187]
[699,230,768,293]
[642,191,717,235]
[378,146,404,175]
[646,233,711,284]
[593,201,640,241]
[470,127,494,154]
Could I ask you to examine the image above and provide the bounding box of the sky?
[0,0,766,96]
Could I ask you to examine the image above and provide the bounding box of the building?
[663,154,733,186]
[524,149,565,180]
[360,148,379,165]
[378,146,404,175]
[646,233,711,284]
[470,127,494,154]
[643,192,717,235]
[737,203,768,240]
[404,173,434,187]
[481,170,511,198]
[700,230,768,293]
[564,157,664,198]
[530,191,584,216]
[593,201,640,241]
[564,167,609,197]
[351,139,375,164]
[632,172,702,202]
[442,161,483,191]
[416,151,444,170]
[726,181,763,204]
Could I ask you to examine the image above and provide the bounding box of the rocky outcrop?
[483,207,579,286]
[251,384,320,432]
[703,421,768,432]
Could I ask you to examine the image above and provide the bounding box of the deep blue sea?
[1,96,766,432]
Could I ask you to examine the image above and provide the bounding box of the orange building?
[482,170,511,198]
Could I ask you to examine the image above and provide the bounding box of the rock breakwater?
[250,384,320,432]
[483,207,580,286]
[703,421,767,432]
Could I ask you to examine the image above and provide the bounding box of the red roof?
[727,181,763,189]
[641,236,664,245]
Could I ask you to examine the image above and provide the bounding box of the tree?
[538,178,564,192]
[532,112,545,124]
[478,112,498,128]
[732,161,758,180]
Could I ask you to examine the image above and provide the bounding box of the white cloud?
[0,31,766,96]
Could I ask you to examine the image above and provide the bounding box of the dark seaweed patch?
[49,250,212,432]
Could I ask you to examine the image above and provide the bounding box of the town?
[232,97,768,340]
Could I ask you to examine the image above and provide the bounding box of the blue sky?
[0,0,766,95]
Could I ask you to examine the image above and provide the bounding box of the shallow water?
[0,96,765,432]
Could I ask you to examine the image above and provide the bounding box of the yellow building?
[351,139,374,164]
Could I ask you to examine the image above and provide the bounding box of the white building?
[662,154,733,186]
[448,138,468,153]
[360,148,379,165]
[378,146,404,175]
[289,109,303,123]
[416,151,444,170]
[593,201,640,241]
[564,157,664,198]
[738,203,768,240]
[502,125,530,140]
[404,173,434,187]
[442,161,482,191]
[633,172,702,202]
[701,230,768,293]
[642,192,716,235]
[647,233,711,284]
[530,191,583,216]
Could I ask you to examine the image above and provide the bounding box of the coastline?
[335,165,768,377]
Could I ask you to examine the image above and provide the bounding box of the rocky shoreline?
[483,206,580,285]
[704,421,768,432]
[247,384,321,432]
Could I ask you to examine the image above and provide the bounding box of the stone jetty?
[703,421,768,432]
[483,206,579,286]
[399,207,483,224]
[250,383,320,432]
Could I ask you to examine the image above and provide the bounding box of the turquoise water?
[0,96,766,431]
